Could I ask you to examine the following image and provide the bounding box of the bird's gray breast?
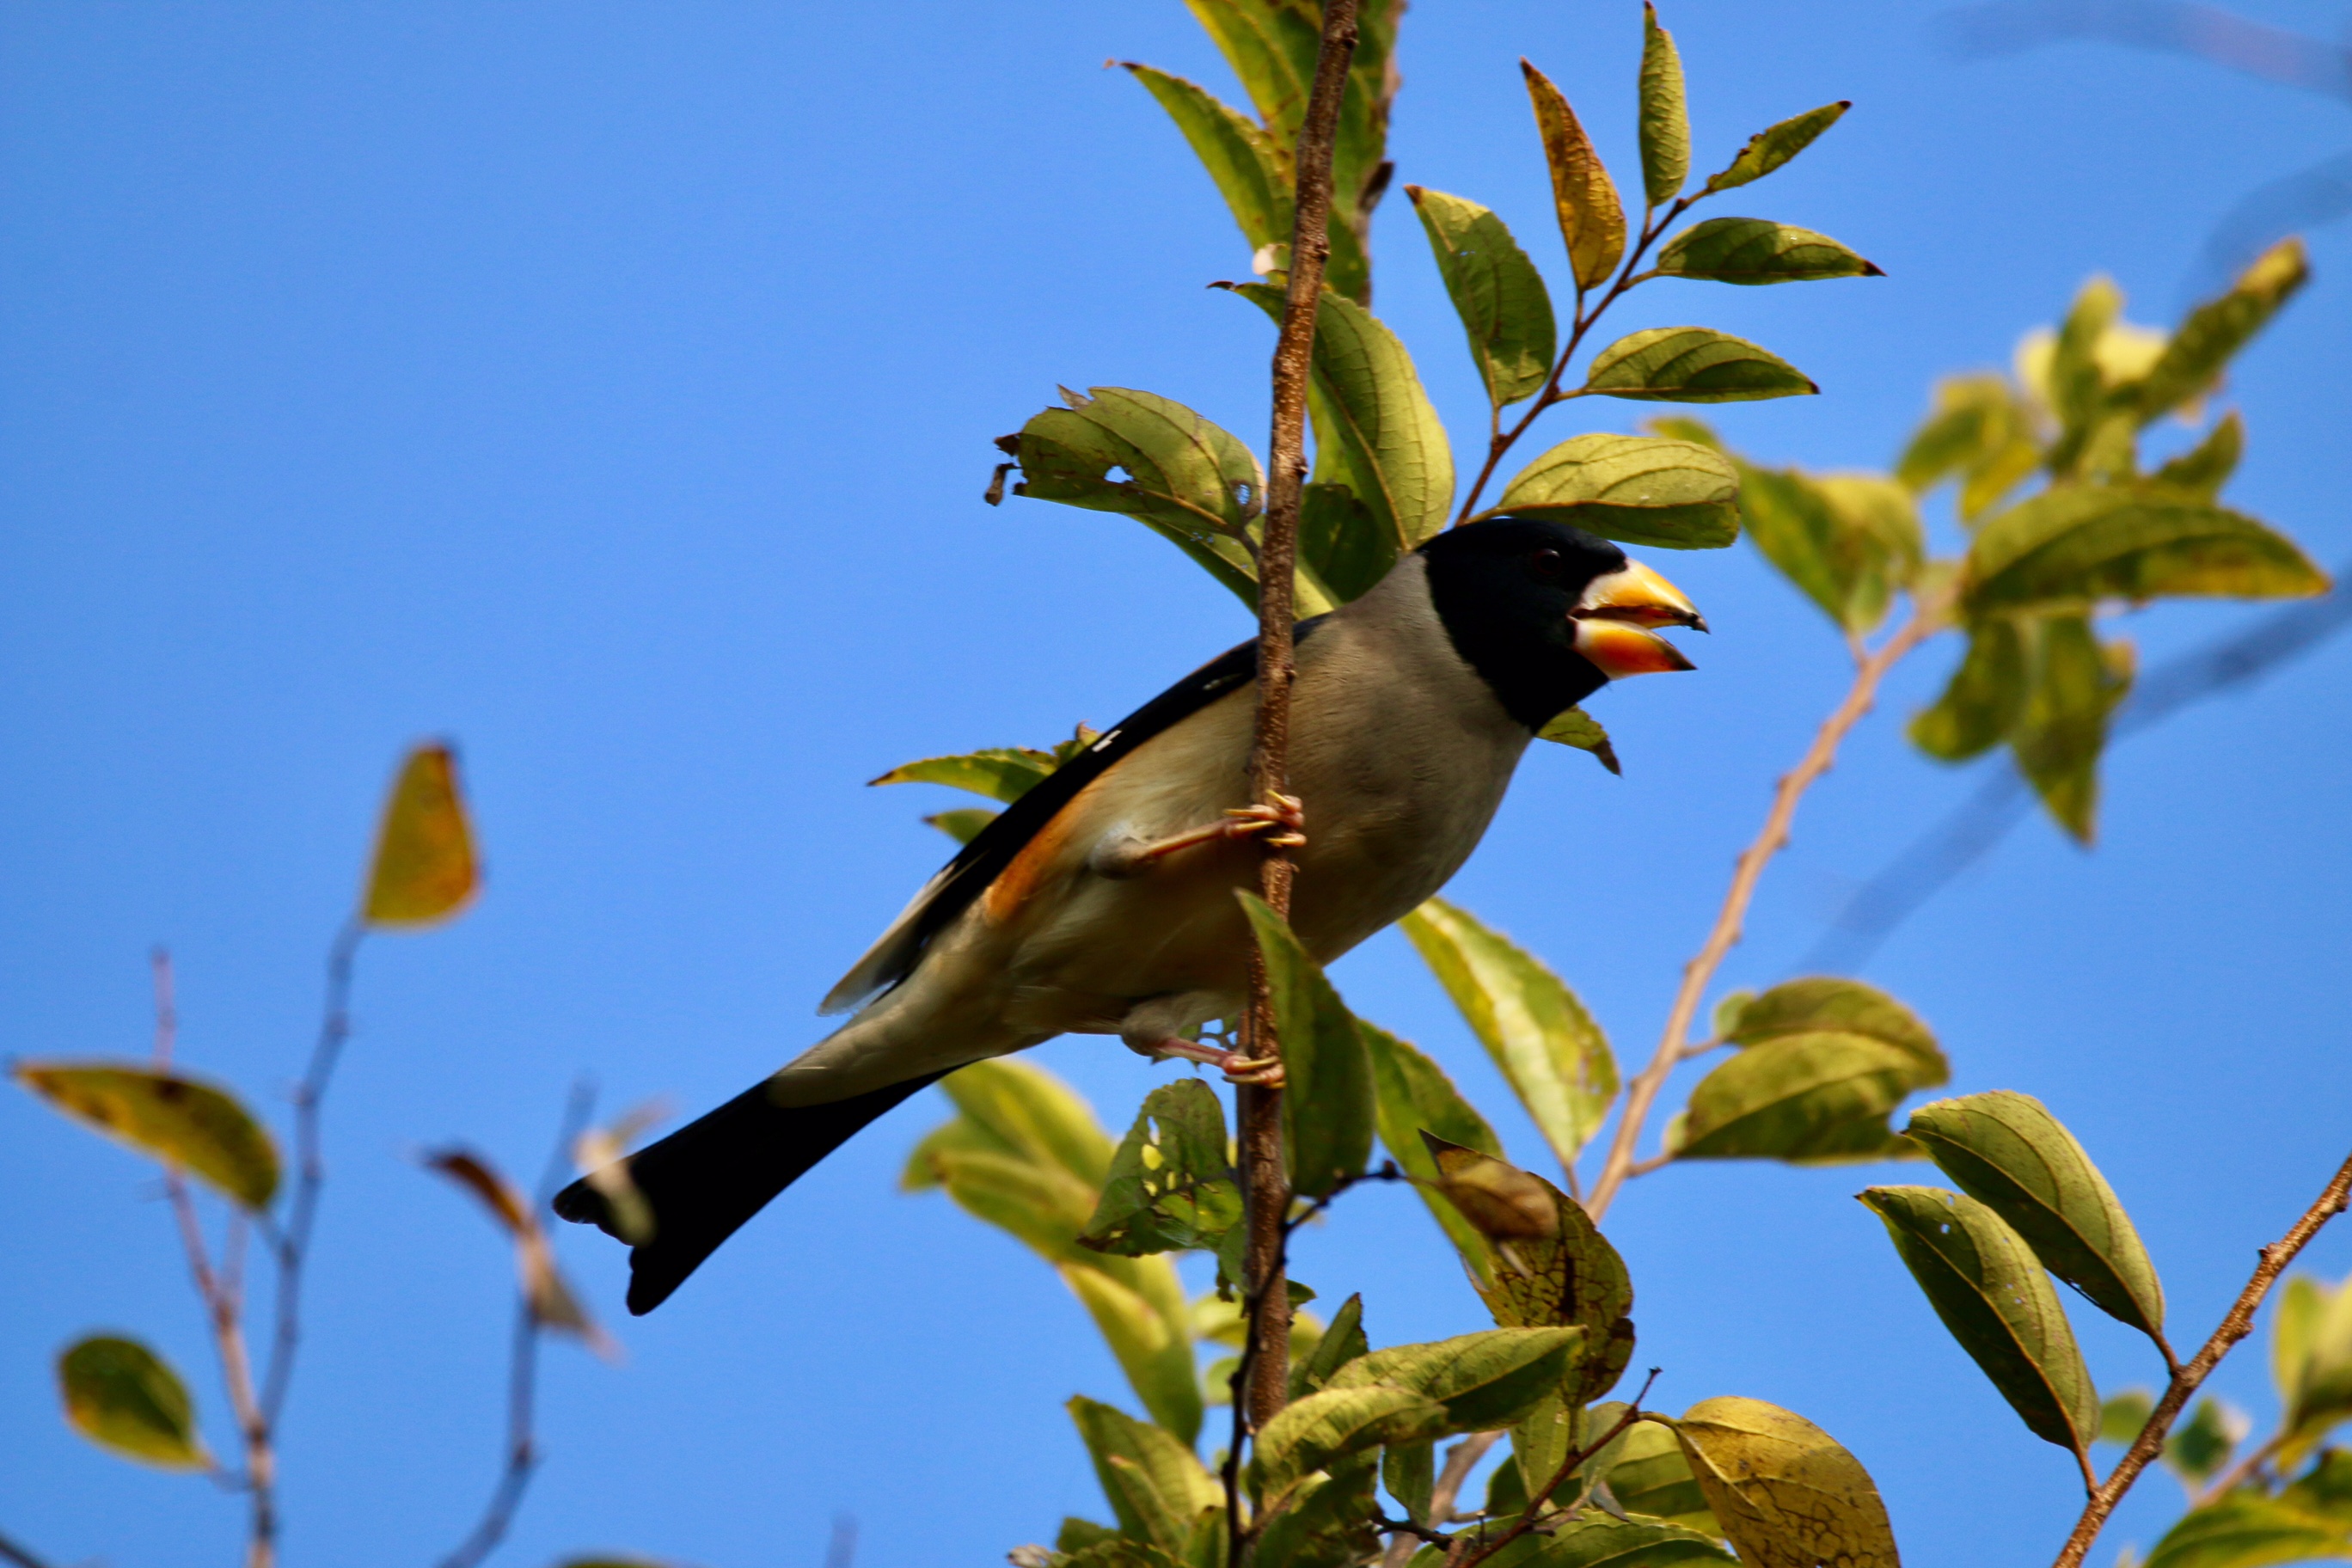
[1284,554,1531,962]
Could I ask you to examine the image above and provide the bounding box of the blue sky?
[4,3,2349,1565]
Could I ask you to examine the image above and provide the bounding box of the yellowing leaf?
[1967,488,2328,615]
[15,1061,279,1210]
[1539,707,1623,775]
[1523,59,1626,291]
[1674,1396,1899,1568]
[426,1147,613,1359]
[57,1335,208,1470]
[1060,1266,1204,1447]
[363,743,480,928]
[1704,101,1849,193]
[1638,5,1691,206]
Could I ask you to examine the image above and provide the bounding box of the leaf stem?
[1586,595,1947,1219]
[1451,195,1694,527]
[1449,1371,1662,1568]
[1228,3,1359,1559]
[2050,1148,2352,1568]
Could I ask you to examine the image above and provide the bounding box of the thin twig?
[1586,599,1946,1219]
[435,1082,597,1568]
[2051,1149,2352,1568]
[1380,1431,1502,1568]
[259,919,364,1428]
[1451,1372,1662,1568]
[1226,3,1359,1562]
[0,1529,54,1568]
[1451,196,1695,527]
[2196,1429,2288,1506]
[152,950,279,1566]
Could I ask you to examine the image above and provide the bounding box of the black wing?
[818,617,1327,1014]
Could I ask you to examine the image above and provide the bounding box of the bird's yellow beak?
[1571,560,1705,678]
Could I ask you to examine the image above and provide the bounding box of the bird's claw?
[1142,1038,1287,1089]
[1222,793,1307,851]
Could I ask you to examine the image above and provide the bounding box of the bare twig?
[1586,599,1947,1219]
[1451,1372,1662,1568]
[2051,1149,2352,1568]
[435,1082,597,1568]
[1225,3,1359,1561]
[259,920,364,1427]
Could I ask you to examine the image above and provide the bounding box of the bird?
[554,515,1705,1314]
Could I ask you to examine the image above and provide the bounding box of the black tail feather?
[554,1070,947,1315]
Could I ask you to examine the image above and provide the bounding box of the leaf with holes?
[1654,218,1880,286]
[1406,186,1558,408]
[1584,328,1817,403]
[16,1062,279,1210]
[1860,1185,2101,1458]
[1401,897,1619,1167]
[1674,1397,1899,1568]
[1495,433,1741,549]
[57,1335,208,1470]
[1078,1079,1240,1258]
[364,743,479,926]
[1008,387,1269,610]
[1906,1090,2165,1343]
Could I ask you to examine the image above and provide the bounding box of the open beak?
[1571,560,1705,679]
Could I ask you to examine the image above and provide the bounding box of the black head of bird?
[1418,515,1706,731]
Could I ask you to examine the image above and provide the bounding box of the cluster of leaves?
[1859,1093,2352,1568]
[921,895,1902,1568]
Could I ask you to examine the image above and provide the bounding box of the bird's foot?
[1222,792,1307,850]
[1093,794,1308,877]
[1145,1037,1287,1089]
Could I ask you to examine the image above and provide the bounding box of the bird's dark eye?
[1528,548,1565,580]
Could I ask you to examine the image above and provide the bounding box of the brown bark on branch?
[2050,1149,2352,1568]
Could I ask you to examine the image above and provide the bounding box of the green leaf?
[1534,1513,1739,1568]
[1637,5,1691,206]
[1300,480,1394,604]
[2128,238,2309,426]
[1859,1185,2102,1458]
[1125,64,1291,253]
[1008,387,1268,610]
[1896,372,2043,521]
[1292,1292,1369,1399]
[1400,897,1620,1168]
[2164,1396,2246,1489]
[871,748,1060,805]
[1736,465,1923,634]
[2045,276,2125,439]
[1256,1455,1381,1568]
[2143,1488,2352,1568]
[57,1335,208,1470]
[1606,1420,1721,1533]
[1229,284,1455,552]
[1329,1326,1587,1431]
[15,1062,280,1210]
[2100,1388,2155,1445]
[1062,1542,1186,1568]
[1421,1137,1636,1404]
[1495,433,1741,550]
[1068,1394,1222,1552]
[1523,59,1626,291]
[2153,413,2245,500]
[1671,1033,1939,1162]
[1061,1268,1205,1447]
[1724,977,1944,1073]
[926,806,999,844]
[1703,101,1850,193]
[1539,707,1622,775]
[1253,1383,1449,1504]
[1673,1397,1898,1568]
[1909,619,2026,763]
[1406,186,1559,409]
[363,742,481,927]
[2275,1272,2352,1455]
[1080,1081,1240,1258]
[2010,614,2132,844]
[1059,1517,1124,1556]
[1385,1437,1436,1526]
[1237,891,1375,1198]
[1360,1021,1505,1278]
[1583,327,1818,403]
[1652,218,1880,286]
[1905,1089,2166,1342]
[911,1057,1113,1192]
[1966,487,2328,615]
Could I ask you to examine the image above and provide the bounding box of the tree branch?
[1227,5,1359,1560]
[1586,598,1946,1219]
[2050,1149,2352,1568]
[1450,1372,1662,1568]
